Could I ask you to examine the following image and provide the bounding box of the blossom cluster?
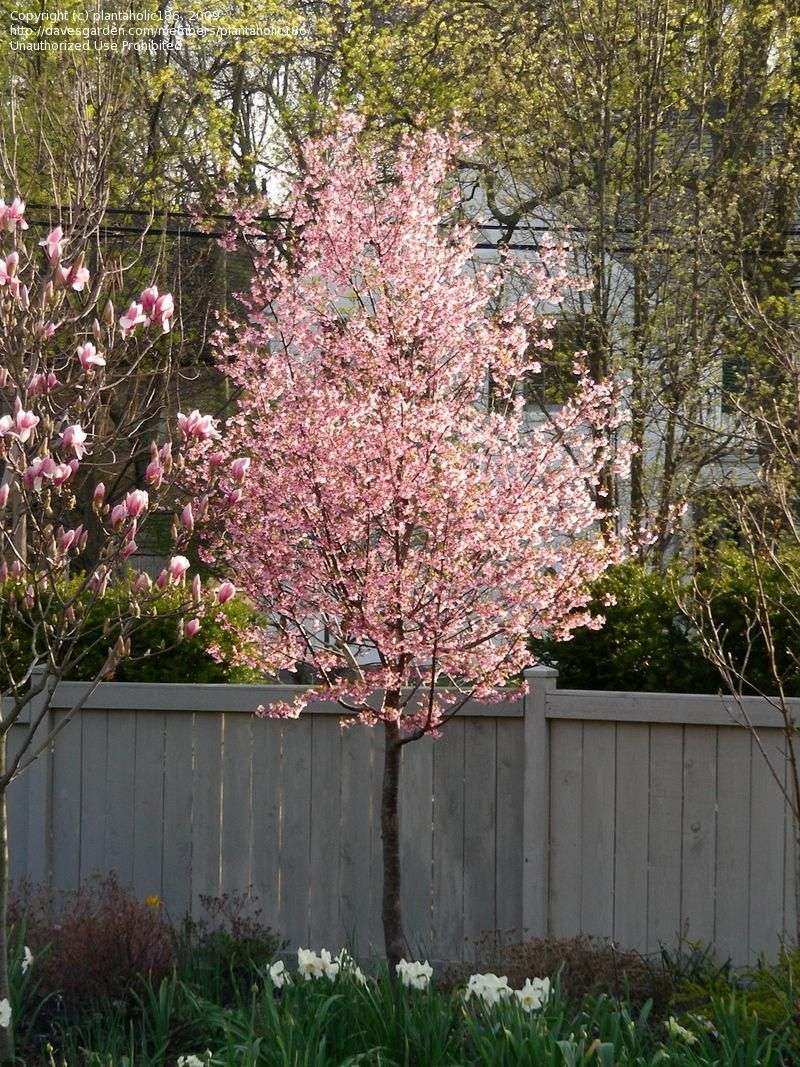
[204,116,629,728]
[465,971,551,1013]
[288,947,366,986]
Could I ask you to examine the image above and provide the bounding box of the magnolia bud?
[93,482,106,509]
[19,284,29,310]
[180,503,194,533]
[92,318,102,343]
[192,573,202,604]
[0,484,8,509]
[103,299,115,326]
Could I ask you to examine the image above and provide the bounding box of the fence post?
[522,665,558,939]
[21,668,52,887]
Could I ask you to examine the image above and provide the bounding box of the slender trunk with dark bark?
[0,734,13,1065]
[381,715,406,970]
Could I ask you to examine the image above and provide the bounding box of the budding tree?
[0,196,243,1061]
[204,117,629,967]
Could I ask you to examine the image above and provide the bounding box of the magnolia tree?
[0,197,244,1060]
[203,118,628,967]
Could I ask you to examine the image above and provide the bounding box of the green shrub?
[530,559,719,692]
[0,574,264,686]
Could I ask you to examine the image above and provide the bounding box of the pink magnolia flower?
[0,484,8,509]
[0,252,19,282]
[124,489,149,518]
[60,423,88,459]
[110,503,128,530]
[119,302,146,335]
[77,342,106,372]
[13,404,39,443]
[140,286,159,317]
[93,482,106,507]
[184,618,201,639]
[134,572,152,593]
[38,322,56,340]
[216,581,236,604]
[230,457,250,482]
[40,225,64,264]
[180,503,194,532]
[151,293,174,333]
[177,410,219,441]
[167,555,191,581]
[145,459,163,487]
[0,197,27,232]
[28,371,59,396]
[64,260,90,291]
[120,539,138,560]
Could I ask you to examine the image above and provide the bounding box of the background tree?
[205,118,628,967]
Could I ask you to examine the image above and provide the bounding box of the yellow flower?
[145,894,161,908]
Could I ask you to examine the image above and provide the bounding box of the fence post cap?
[523,664,559,680]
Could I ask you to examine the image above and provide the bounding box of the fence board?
[580,722,615,937]
[221,714,253,899]
[192,713,222,915]
[79,711,108,882]
[463,719,496,960]
[162,713,194,918]
[105,711,136,887]
[681,727,717,945]
[549,721,582,937]
[251,719,282,929]
[51,712,82,893]
[339,724,373,955]
[279,717,312,947]
[309,716,343,948]
[647,725,684,953]
[613,723,649,950]
[431,720,465,961]
[749,733,785,961]
[496,719,524,944]
[132,710,165,901]
[715,729,752,963]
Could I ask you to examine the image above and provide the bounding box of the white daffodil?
[269,959,288,988]
[177,1057,204,1067]
[465,972,512,1007]
[665,1017,698,1044]
[319,949,340,980]
[396,958,433,990]
[22,946,33,974]
[297,948,326,981]
[0,999,9,1029]
[515,976,550,1012]
[335,949,368,986]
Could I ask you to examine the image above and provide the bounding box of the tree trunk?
[381,717,406,971]
[0,734,13,1065]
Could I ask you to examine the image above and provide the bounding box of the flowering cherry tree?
[0,196,242,1059]
[205,118,628,967]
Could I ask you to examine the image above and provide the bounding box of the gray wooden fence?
[4,668,796,965]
